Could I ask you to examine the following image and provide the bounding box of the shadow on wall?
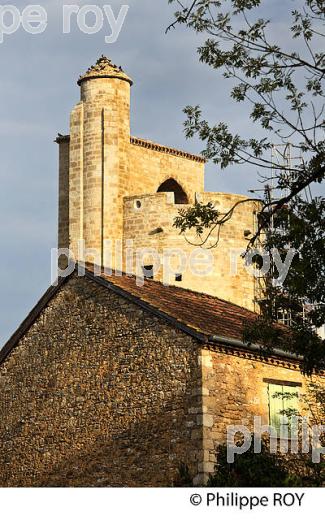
[157,179,189,204]
[0,276,203,487]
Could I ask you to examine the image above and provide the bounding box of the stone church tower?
[56,56,259,311]
[57,56,133,268]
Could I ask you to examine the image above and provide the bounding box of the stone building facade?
[0,273,201,487]
[1,57,324,487]
[1,267,323,487]
[56,56,258,312]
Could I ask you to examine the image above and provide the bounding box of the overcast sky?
[0,0,321,346]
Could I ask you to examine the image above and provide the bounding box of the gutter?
[86,267,303,364]
[208,334,303,362]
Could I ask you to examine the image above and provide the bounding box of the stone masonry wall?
[199,348,325,481]
[58,139,70,266]
[57,70,257,310]
[123,191,259,311]
[61,74,204,270]
[0,275,202,487]
[1,274,323,486]
[128,141,204,203]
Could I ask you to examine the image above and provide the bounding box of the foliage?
[168,0,325,372]
[175,383,325,487]
[173,462,194,486]
[243,196,325,374]
[207,436,303,486]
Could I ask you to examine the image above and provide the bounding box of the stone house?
[0,57,324,487]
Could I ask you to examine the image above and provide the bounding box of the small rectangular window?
[276,308,292,326]
[175,274,182,282]
[142,265,154,280]
[268,382,299,436]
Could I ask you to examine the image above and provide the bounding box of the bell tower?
[57,56,133,268]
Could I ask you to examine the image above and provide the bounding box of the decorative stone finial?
[77,55,133,86]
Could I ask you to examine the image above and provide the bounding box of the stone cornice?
[206,342,325,375]
[55,134,70,144]
[77,55,133,86]
[130,136,206,163]
[55,133,206,164]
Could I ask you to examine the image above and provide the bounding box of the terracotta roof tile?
[84,264,257,341]
[1,264,301,368]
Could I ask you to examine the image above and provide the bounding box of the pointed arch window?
[157,178,189,204]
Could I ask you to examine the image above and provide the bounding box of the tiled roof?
[1,264,300,367]
[84,264,256,342]
[83,267,304,369]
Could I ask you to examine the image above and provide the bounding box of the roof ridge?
[0,265,309,370]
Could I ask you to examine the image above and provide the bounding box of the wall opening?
[157,178,189,204]
[142,265,154,280]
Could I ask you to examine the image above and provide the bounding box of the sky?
[0,0,321,346]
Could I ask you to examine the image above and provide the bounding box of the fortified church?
[0,57,323,487]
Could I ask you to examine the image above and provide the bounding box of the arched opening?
[157,178,189,204]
